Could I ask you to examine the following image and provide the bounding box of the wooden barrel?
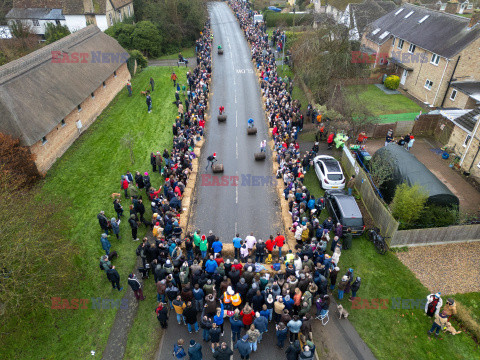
[218,115,227,122]
[218,49,224,55]
[247,127,257,135]
[254,152,266,161]
[212,164,224,173]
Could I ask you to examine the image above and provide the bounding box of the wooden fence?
[391,224,480,247]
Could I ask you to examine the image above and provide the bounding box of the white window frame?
[77,104,82,112]
[463,134,472,147]
[405,11,414,18]
[419,15,429,23]
[372,28,381,35]
[431,53,440,66]
[103,81,106,88]
[379,31,390,40]
[424,79,433,90]
[450,89,457,101]
[42,136,47,145]
[397,39,404,50]
[395,8,404,15]
[61,119,66,127]
[114,70,117,78]
[440,3,446,10]
[408,44,416,54]
[467,4,473,9]
[392,37,396,47]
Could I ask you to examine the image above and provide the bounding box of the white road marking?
[236,137,238,159]
[235,111,238,127]
[235,222,237,234]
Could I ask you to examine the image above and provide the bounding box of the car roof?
[329,193,362,218]
[314,155,342,173]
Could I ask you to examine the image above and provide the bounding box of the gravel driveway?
[396,241,480,294]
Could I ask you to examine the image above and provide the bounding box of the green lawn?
[348,84,423,117]
[1,67,185,359]
[304,169,480,360]
[453,292,480,324]
[156,47,196,60]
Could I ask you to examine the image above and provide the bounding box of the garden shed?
[373,144,459,207]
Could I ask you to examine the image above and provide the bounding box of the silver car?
[313,155,346,190]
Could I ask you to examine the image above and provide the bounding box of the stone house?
[361,4,480,108]
[446,108,480,180]
[5,0,134,35]
[0,25,131,174]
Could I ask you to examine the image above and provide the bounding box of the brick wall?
[30,62,130,174]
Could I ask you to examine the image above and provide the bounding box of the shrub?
[44,23,71,44]
[105,22,135,49]
[414,204,458,228]
[384,75,400,90]
[391,183,428,227]
[264,11,314,27]
[127,50,147,76]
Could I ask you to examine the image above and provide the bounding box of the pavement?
[361,137,480,213]
[189,2,281,242]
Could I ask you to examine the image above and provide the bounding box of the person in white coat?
[425,292,443,317]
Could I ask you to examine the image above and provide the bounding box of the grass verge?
[156,47,196,60]
[304,168,480,359]
[0,67,185,359]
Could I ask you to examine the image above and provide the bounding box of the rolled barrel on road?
[212,164,224,173]
[247,127,257,135]
[254,152,266,161]
[218,115,227,122]
[218,49,224,55]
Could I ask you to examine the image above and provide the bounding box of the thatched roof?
[0,25,129,146]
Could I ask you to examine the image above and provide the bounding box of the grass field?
[348,84,423,117]
[304,169,480,360]
[157,47,196,60]
[1,66,185,359]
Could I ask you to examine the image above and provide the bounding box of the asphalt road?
[190,2,281,243]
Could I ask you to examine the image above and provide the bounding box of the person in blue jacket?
[230,310,244,342]
[276,322,288,348]
[213,302,225,335]
[232,234,242,260]
[205,255,218,275]
[234,335,252,360]
[100,233,111,255]
[248,118,254,128]
[212,238,223,255]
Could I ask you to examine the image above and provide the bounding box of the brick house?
[361,4,480,108]
[0,25,131,174]
[6,0,134,35]
[445,108,480,180]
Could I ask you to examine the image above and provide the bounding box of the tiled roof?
[452,107,480,132]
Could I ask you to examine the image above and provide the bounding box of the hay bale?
[212,164,224,173]
[255,152,266,161]
[218,115,227,122]
[247,127,257,135]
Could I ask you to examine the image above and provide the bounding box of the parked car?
[268,6,282,12]
[313,155,346,189]
[324,190,365,236]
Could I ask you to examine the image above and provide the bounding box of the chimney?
[468,10,480,28]
[445,1,458,14]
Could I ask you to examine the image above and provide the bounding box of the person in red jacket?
[240,304,255,330]
[265,236,275,255]
[121,176,129,198]
[219,106,225,115]
[274,233,285,260]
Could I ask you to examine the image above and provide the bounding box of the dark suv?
[324,190,365,236]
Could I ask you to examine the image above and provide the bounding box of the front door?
[400,69,408,85]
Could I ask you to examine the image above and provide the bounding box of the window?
[450,89,457,101]
[392,37,396,47]
[418,15,429,23]
[379,31,390,40]
[467,4,473,9]
[127,5,131,17]
[405,11,414,18]
[440,3,446,10]
[114,70,117,77]
[408,44,416,53]
[103,81,106,88]
[61,119,66,127]
[42,136,47,145]
[372,28,381,35]
[78,104,82,111]
[91,92,95,98]
[431,53,440,65]
[424,79,433,90]
[109,13,113,25]
[463,134,471,147]
[55,20,60,25]
[397,39,404,49]
[33,19,40,27]
[379,56,385,65]
[395,8,404,15]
